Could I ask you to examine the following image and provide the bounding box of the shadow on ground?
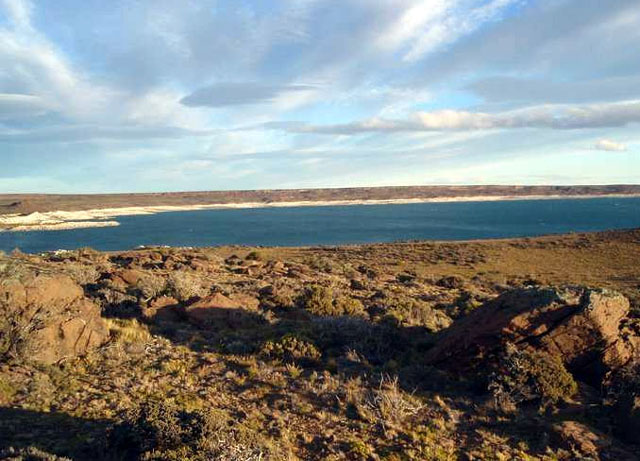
[0,407,113,460]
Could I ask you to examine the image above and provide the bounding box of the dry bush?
[304,256,336,273]
[364,375,424,431]
[166,272,210,301]
[136,273,167,300]
[61,263,100,285]
[106,318,152,345]
[0,296,52,363]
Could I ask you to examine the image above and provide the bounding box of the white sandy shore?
[1,194,638,232]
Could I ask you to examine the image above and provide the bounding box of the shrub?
[260,335,322,364]
[364,375,424,432]
[136,274,167,300]
[108,401,273,461]
[61,263,100,285]
[167,272,209,302]
[245,251,263,261]
[299,285,366,317]
[383,297,452,331]
[304,256,336,273]
[300,285,334,315]
[489,344,577,410]
[0,446,72,461]
[0,293,52,363]
[606,364,640,442]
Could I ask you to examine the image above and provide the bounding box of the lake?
[1,197,639,253]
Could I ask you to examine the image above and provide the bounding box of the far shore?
[1,193,639,232]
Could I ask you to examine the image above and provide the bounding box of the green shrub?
[0,446,72,460]
[245,251,263,261]
[260,335,322,364]
[489,344,577,410]
[383,298,451,331]
[299,285,365,317]
[304,256,336,273]
[108,401,273,461]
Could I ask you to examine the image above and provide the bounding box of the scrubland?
[1,229,639,460]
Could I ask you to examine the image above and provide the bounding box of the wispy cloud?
[269,100,640,135]
[181,82,316,107]
[593,139,627,152]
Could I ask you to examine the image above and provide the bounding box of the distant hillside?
[1,184,640,215]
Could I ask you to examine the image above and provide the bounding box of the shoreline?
[1,193,639,232]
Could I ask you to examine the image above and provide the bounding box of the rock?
[396,272,416,284]
[424,287,635,385]
[436,275,465,289]
[350,279,367,291]
[184,293,263,328]
[266,260,286,273]
[116,269,145,286]
[144,296,181,322]
[0,275,109,364]
[551,421,637,460]
[229,293,260,310]
[184,293,240,324]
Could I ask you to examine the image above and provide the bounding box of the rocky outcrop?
[184,293,262,328]
[424,287,637,384]
[551,421,638,460]
[0,275,109,364]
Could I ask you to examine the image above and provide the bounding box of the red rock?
[424,287,634,385]
[0,275,109,364]
[184,293,240,324]
[144,296,181,322]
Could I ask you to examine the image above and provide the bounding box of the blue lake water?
[1,197,640,253]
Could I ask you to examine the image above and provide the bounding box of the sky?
[1,0,639,193]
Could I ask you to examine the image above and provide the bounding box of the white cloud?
[378,0,520,62]
[271,100,640,134]
[1,0,33,29]
[0,93,50,119]
[593,139,627,152]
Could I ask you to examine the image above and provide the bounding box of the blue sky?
[1,0,639,193]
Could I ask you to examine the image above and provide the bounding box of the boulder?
[0,275,109,364]
[143,296,181,322]
[551,421,637,460]
[424,287,635,385]
[184,293,262,328]
[184,293,241,324]
[117,269,145,286]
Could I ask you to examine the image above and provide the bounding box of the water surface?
[1,197,639,253]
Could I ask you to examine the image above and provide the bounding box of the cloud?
[0,93,51,119]
[593,139,627,152]
[0,125,217,143]
[1,0,32,29]
[269,100,640,135]
[467,75,640,105]
[180,82,316,107]
[377,0,520,62]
